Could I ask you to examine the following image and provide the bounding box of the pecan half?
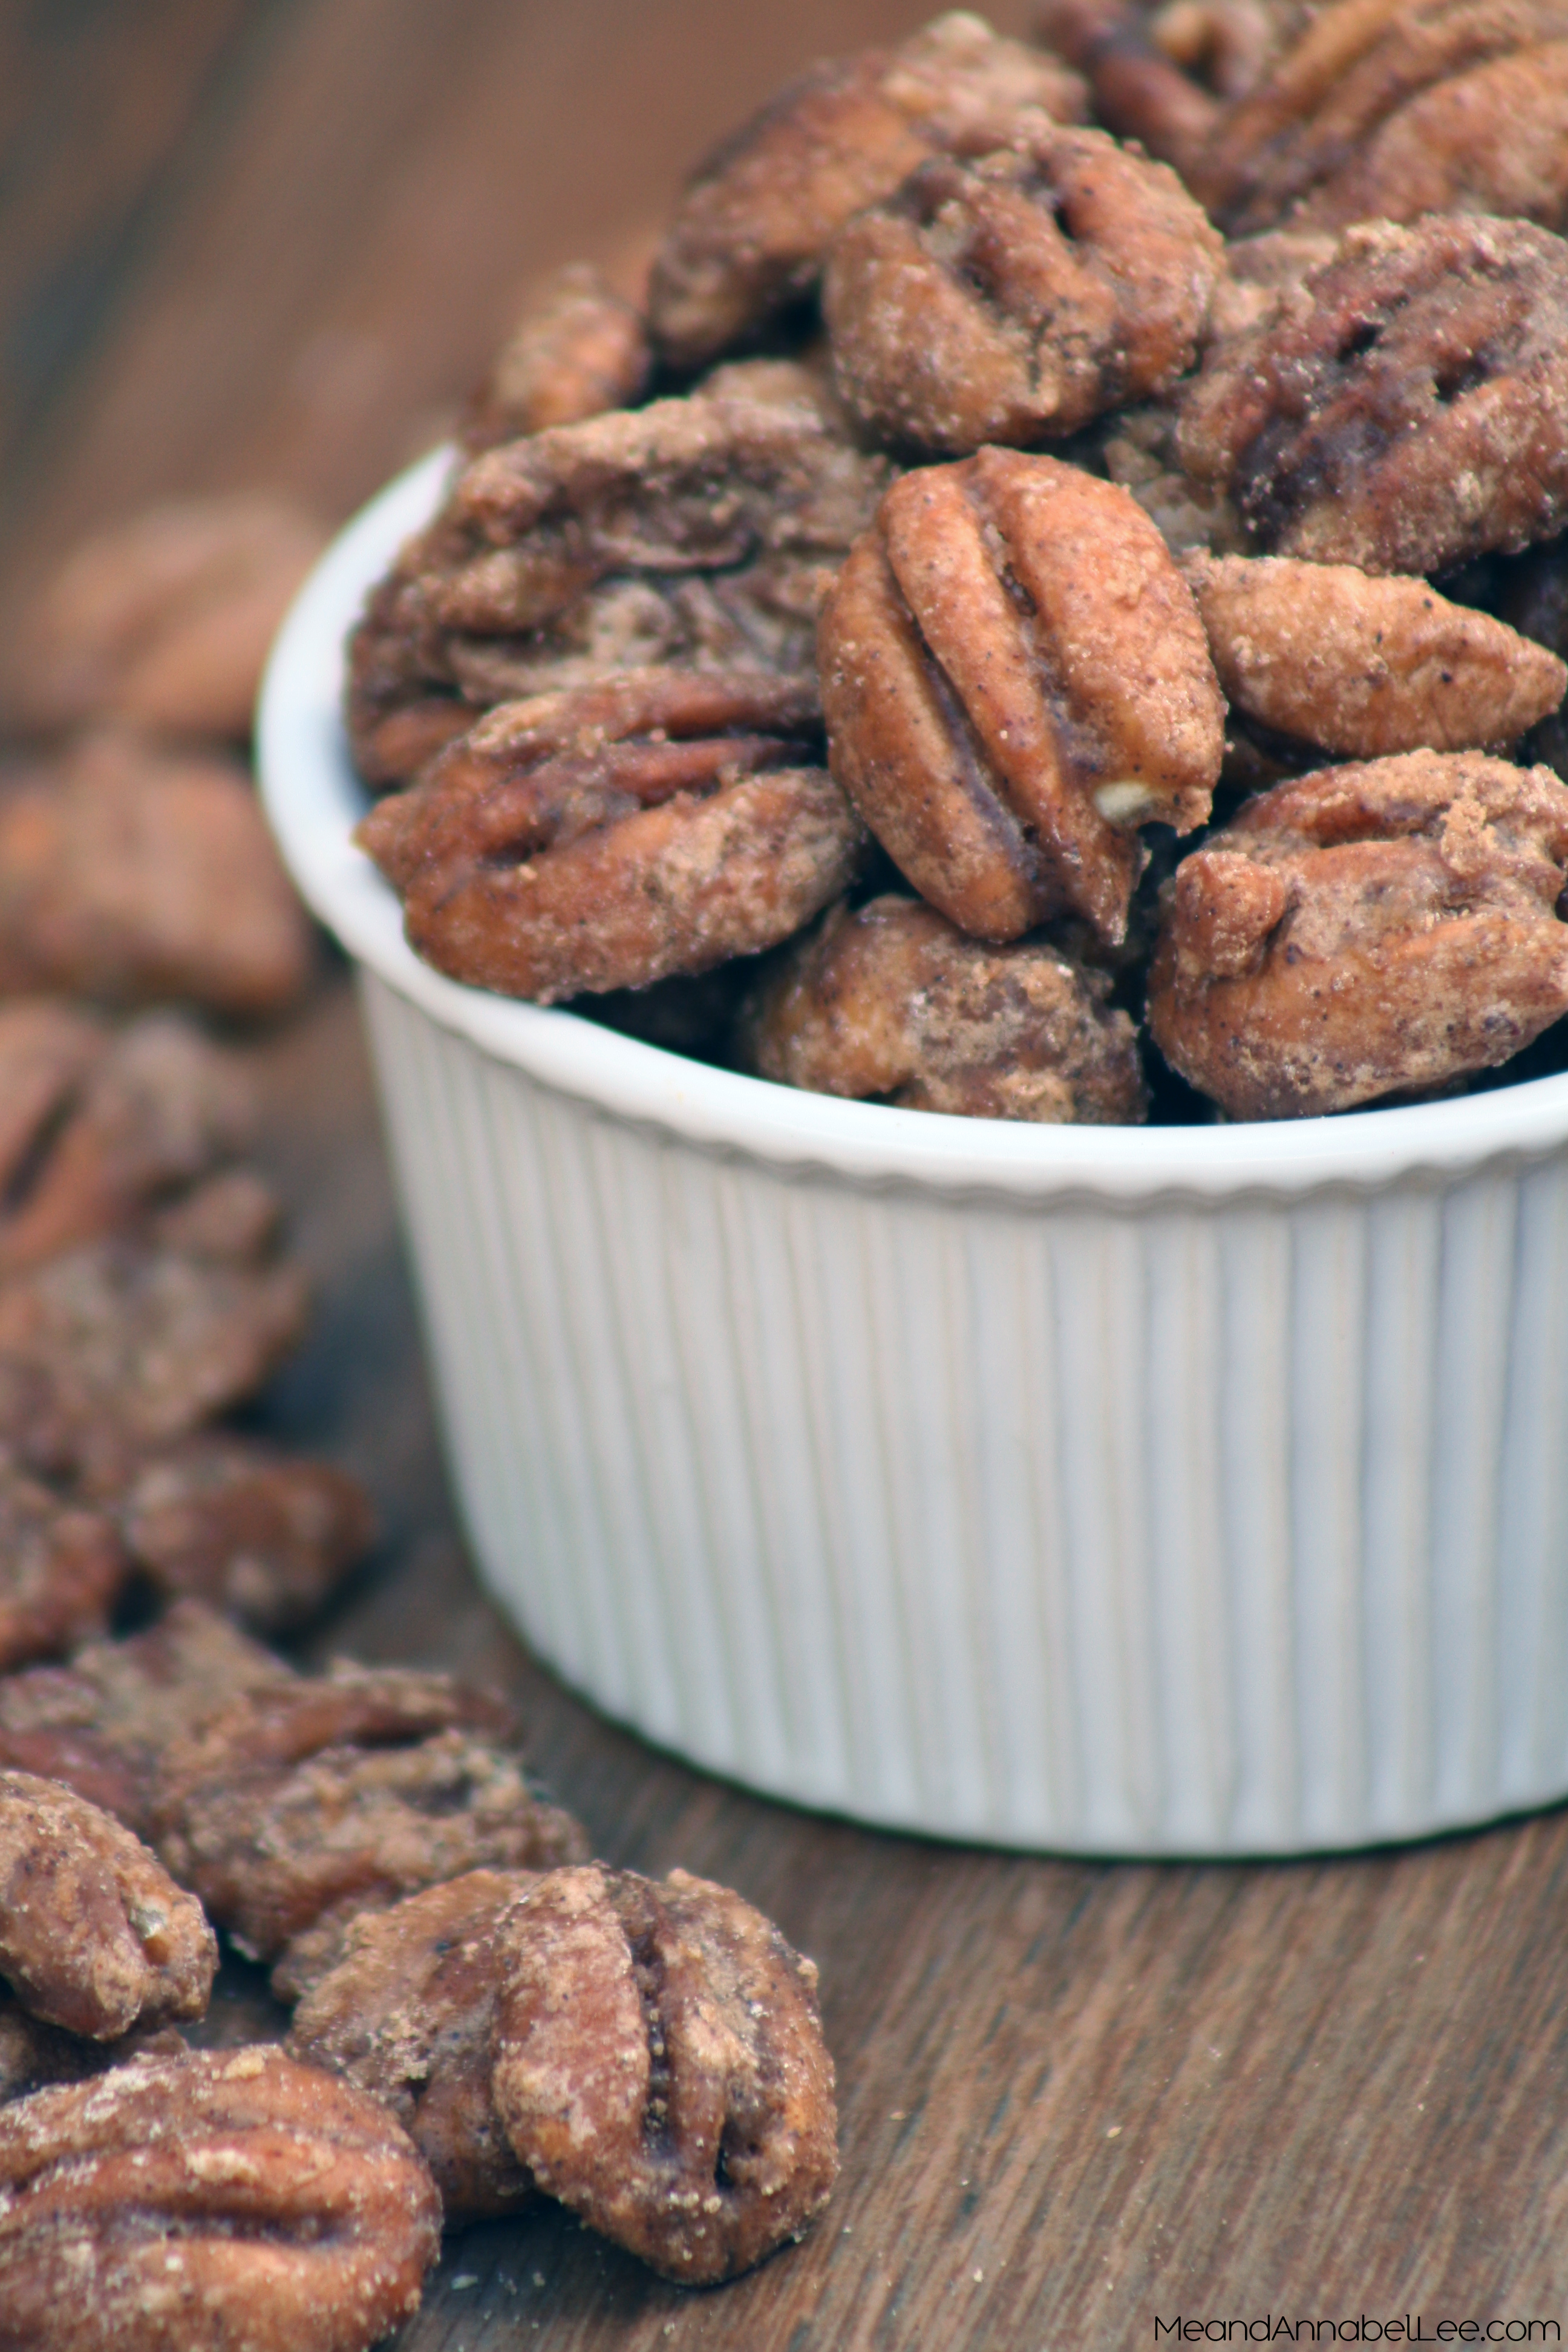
[152,1666,588,1985]
[1147,750,1568,1116]
[823,127,1223,452]
[818,449,1224,945]
[359,668,865,1001]
[1032,0,1227,180]
[3,495,324,743]
[462,263,651,451]
[0,1460,126,1674]
[492,1864,837,2284]
[1178,215,1568,575]
[0,734,312,1018]
[0,1772,215,2040]
[0,2044,441,2352]
[1182,550,1568,756]
[289,1869,539,2220]
[740,893,1148,1121]
[0,1601,292,1838]
[116,1437,375,1635]
[647,12,1085,368]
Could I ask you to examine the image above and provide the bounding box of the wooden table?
[8,6,1568,2342]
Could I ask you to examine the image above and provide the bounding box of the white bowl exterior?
[258,450,1568,1854]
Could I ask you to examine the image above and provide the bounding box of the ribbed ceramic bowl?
[258,446,1568,1857]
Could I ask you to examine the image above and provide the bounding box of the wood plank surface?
[5,6,1567,2345]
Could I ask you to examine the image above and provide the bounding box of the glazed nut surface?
[1178,215,1568,579]
[0,1460,125,1675]
[742,893,1149,1121]
[118,1436,376,1633]
[0,2043,442,2352]
[0,1772,215,2042]
[820,448,1223,946]
[1147,749,1568,1119]
[289,1869,540,2221]
[1182,551,1568,757]
[646,10,1086,368]
[461,263,651,452]
[358,667,866,1001]
[823,125,1223,454]
[492,1864,838,2285]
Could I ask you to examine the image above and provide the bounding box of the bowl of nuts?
[260,8,1568,1858]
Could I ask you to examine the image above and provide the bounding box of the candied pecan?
[0,1239,309,1486]
[823,126,1223,453]
[147,1168,281,1266]
[462,263,650,451]
[819,449,1223,945]
[359,668,866,1001]
[740,894,1148,1121]
[1203,227,1340,342]
[116,1436,376,1634]
[289,1870,539,2220]
[0,1772,214,2040]
[1183,551,1568,757]
[3,495,325,742]
[1178,217,1568,577]
[0,2044,441,2352]
[0,1010,253,1281]
[1147,750,1568,1117]
[0,1459,125,1674]
[0,1996,184,2107]
[1098,402,1249,555]
[0,1602,291,1837]
[1195,0,1568,234]
[493,1864,837,2284]
[152,1665,587,1979]
[1149,0,1299,96]
[0,734,312,1017]
[346,390,891,785]
[1033,0,1227,178]
[647,12,1085,369]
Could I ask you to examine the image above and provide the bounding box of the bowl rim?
[256,443,1568,1205]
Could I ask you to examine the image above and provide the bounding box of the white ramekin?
[258,448,1568,1857]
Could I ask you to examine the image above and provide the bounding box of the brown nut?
[346,389,892,788]
[4,495,325,742]
[1178,215,1568,577]
[1182,550,1568,756]
[0,1771,215,2040]
[819,449,1224,945]
[0,2043,442,2352]
[0,1239,310,1486]
[823,127,1223,454]
[647,12,1085,368]
[0,1008,254,1281]
[462,263,652,452]
[0,1998,186,2108]
[152,1665,588,1979]
[0,1601,292,1839]
[1032,0,1227,179]
[1147,748,1568,1117]
[0,1460,126,1674]
[359,668,866,1001]
[117,1437,376,1635]
[492,1864,837,2285]
[0,734,312,1018]
[289,1869,540,2221]
[740,894,1149,1121]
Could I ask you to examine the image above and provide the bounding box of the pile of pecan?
[0,486,840,2335]
[353,2,1568,1123]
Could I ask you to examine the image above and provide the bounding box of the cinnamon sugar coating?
[823,126,1223,453]
[462,263,651,452]
[0,2045,441,2352]
[1178,215,1568,576]
[0,1772,215,2041]
[1148,750,1568,1117]
[492,1864,837,2284]
[359,668,865,1001]
[1182,551,1568,756]
[0,2001,185,2108]
[289,1869,539,2220]
[819,449,1223,945]
[647,12,1085,368]
[0,1462,126,1673]
[741,894,1148,1121]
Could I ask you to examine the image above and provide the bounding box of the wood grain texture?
[5,5,1567,2345]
